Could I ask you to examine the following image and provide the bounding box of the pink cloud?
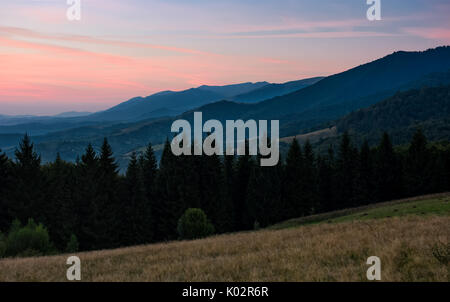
[201,31,399,39]
[0,26,217,57]
[0,26,347,113]
[403,27,450,41]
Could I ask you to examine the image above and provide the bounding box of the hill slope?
[0,194,448,282]
[231,77,324,103]
[336,84,450,144]
[300,83,450,151]
[188,47,450,132]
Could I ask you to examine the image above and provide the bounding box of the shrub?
[431,242,450,265]
[5,218,53,257]
[66,234,79,253]
[177,208,215,240]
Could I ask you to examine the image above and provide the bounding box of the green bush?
[5,218,53,257]
[177,208,215,240]
[66,234,79,253]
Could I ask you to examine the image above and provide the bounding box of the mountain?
[231,77,324,103]
[197,82,269,98]
[335,85,450,145]
[2,46,450,170]
[88,82,269,122]
[0,78,321,135]
[286,84,450,155]
[178,46,450,136]
[53,111,92,118]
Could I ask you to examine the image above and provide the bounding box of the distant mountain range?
[0,78,322,134]
[87,82,270,122]
[54,111,92,118]
[1,46,449,171]
[231,77,324,103]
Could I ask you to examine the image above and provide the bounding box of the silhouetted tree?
[12,134,45,224]
[284,138,304,219]
[0,150,13,231]
[375,132,403,201]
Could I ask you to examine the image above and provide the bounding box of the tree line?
[0,130,449,254]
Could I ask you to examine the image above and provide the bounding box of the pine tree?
[75,144,99,250]
[140,143,158,198]
[12,134,45,223]
[197,151,224,233]
[124,152,152,245]
[317,153,334,212]
[221,154,236,232]
[336,133,358,208]
[302,140,318,214]
[97,138,120,248]
[357,140,375,205]
[406,129,431,196]
[139,143,158,241]
[154,139,183,240]
[246,152,284,227]
[375,132,403,201]
[0,150,13,231]
[284,138,305,219]
[233,142,254,230]
[43,154,76,250]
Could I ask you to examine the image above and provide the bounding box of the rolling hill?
[300,84,450,152]
[336,85,450,143]
[231,77,324,103]
[0,193,448,281]
[185,46,450,133]
[87,82,270,122]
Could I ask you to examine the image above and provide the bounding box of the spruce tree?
[124,152,152,245]
[336,133,358,208]
[75,144,99,250]
[12,134,45,223]
[246,152,284,227]
[357,140,375,205]
[154,139,183,240]
[197,151,224,232]
[221,154,236,232]
[284,138,304,219]
[139,143,158,241]
[302,140,318,215]
[406,129,431,196]
[375,132,403,201]
[317,153,334,212]
[97,138,120,248]
[0,150,13,231]
[233,142,254,230]
[43,154,76,250]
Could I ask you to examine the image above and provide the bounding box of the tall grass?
[0,215,448,282]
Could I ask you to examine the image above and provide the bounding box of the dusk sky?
[1,0,449,115]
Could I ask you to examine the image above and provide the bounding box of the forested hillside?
[0,130,449,257]
[336,85,450,144]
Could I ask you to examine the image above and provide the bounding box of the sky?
[0,0,449,115]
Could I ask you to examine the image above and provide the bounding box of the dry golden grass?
[0,215,448,282]
[280,126,337,144]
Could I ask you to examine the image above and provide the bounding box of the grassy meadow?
[0,193,448,282]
